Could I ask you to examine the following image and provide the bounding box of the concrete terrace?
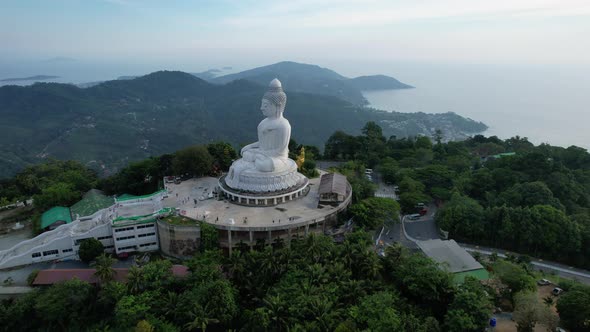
[162,175,351,231]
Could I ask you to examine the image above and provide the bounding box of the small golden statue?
[296,146,305,169]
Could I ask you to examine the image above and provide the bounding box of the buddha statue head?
[261,78,287,118]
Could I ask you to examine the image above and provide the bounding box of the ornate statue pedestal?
[218,171,309,207]
[225,158,306,192]
[220,157,310,207]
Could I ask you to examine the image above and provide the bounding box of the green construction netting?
[112,207,174,224]
[41,206,72,229]
[70,189,115,218]
[117,189,166,202]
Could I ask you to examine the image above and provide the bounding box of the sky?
[1,0,590,73]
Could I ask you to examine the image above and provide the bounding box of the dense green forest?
[324,123,590,269]
[3,231,588,331]
[0,232,496,332]
[0,70,485,178]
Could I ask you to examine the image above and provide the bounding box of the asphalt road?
[461,244,590,285]
[402,203,439,241]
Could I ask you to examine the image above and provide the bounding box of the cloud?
[221,0,590,29]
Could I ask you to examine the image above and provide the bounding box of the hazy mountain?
[349,75,413,90]
[0,75,59,82]
[211,61,413,105]
[0,71,486,178]
[191,69,222,80]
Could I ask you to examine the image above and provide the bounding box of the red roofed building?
[33,265,189,285]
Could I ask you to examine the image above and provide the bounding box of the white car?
[408,214,421,220]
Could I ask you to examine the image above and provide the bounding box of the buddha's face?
[261,99,278,118]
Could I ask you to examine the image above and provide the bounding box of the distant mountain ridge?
[0,75,59,82]
[210,61,413,105]
[349,75,413,90]
[0,70,485,178]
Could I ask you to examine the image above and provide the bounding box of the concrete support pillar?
[249,230,253,251]
[228,229,233,255]
[287,228,292,247]
[273,198,277,205]
[268,230,272,244]
[305,224,309,236]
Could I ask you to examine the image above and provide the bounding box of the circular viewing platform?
[161,174,352,255]
[218,174,309,207]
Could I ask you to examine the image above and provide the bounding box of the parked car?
[408,214,421,220]
[537,279,552,286]
[552,287,564,296]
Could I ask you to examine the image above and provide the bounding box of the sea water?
[359,63,590,149]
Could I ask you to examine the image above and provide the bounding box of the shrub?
[78,238,104,263]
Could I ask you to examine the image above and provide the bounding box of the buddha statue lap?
[225,79,306,192]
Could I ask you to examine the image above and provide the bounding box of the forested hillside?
[0,71,485,178]
[325,125,590,269]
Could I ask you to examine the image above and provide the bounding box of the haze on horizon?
[2,0,590,76]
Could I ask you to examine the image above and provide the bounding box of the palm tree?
[326,262,350,283]
[305,233,324,263]
[307,263,328,286]
[184,305,219,331]
[263,295,290,331]
[225,251,245,280]
[275,248,292,275]
[92,253,116,286]
[162,291,181,324]
[309,296,337,331]
[358,249,381,279]
[339,279,367,305]
[339,241,355,270]
[127,265,143,294]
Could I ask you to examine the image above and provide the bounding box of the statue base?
[225,158,306,192]
[218,172,309,207]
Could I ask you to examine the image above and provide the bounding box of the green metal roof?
[70,189,114,218]
[453,268,490,284]
[41,206,73,229]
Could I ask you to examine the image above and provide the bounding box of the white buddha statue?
[225,79,305,192]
